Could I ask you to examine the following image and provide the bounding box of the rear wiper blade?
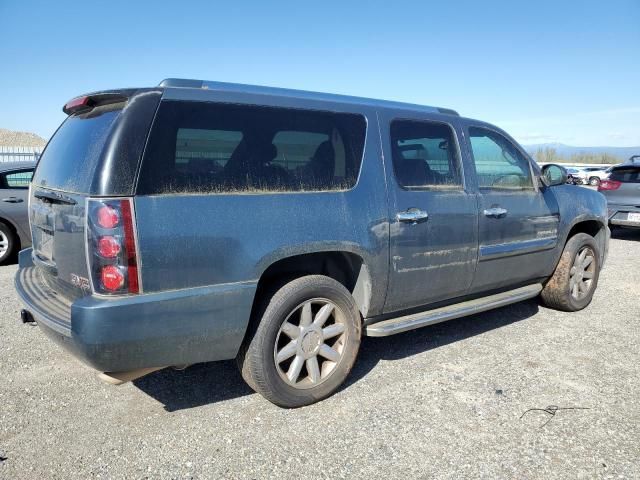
[34,189,77,205]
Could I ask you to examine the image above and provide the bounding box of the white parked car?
[579,166,613,186]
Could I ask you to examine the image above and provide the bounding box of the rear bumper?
[14,248,256,372]
[608,204,640,228]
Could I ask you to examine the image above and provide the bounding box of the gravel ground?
[1,229,639,479]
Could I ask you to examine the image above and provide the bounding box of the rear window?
[390,120,462,189]
[137,101,367,194]
[32,104,122,193]
[609,167,640,183]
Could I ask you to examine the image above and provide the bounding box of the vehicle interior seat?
[307,141,336,188]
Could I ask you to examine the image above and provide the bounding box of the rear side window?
[2,169,33,189]
[32,104,122,193]
[138,101,367,194]
[390,120,462,189]
[468,127,534,190]
[609,167,640,183]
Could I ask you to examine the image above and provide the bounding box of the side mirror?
[540,164,568,187]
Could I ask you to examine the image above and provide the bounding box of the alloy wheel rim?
[274,298,348,389]
[569,246,596,300]
[0,231,8,257]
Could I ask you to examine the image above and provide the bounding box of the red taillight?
[87,198,141,295]
[97,236,121,258]
[598,179,622,191]
[97,205,120,229]
[120,200,140,294]
[101,265,125,291]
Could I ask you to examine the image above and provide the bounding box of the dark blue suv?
[15,79,609,407]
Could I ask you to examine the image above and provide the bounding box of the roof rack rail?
[158,78,204,88]
[157,78,460,116]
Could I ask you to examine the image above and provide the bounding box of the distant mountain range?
[523,143,639,160]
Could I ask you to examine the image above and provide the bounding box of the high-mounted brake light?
[87,198,141,295]
[598,179,622,191]
[62,92,128,115]
[63,96,92,115]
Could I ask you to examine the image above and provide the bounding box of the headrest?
[253,143,277,164]
[312,141,335,161]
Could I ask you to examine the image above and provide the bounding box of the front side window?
[468,127,534,190]
[2,169,33,189]
[390,120,462,189]
[138,101,367,194]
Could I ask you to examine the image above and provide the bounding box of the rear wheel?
[238,275,361,408]
[540,233,600,311]
[589,176,600,186]
[0,222,16,265]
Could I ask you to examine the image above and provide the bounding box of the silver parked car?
[580,166,611,186]
[0,161,34,264]
[599,162,640,228]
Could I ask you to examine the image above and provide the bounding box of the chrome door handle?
[2,197,23,203]
[483,207,508,218]
[397,208,429,224]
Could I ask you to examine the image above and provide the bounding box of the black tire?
[0,221,17,265]
[237,275,361,408]
[540,233,600,312]
[589,176,600,186]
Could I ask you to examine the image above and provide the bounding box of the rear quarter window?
[137,101,367,195]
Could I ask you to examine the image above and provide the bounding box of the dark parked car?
[599,163,640,228]
[0,161,34,264]
[15,79,609,407]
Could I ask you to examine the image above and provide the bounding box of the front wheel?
[589,176,600,186]
[540,233,601,311]
[238,275,361,408]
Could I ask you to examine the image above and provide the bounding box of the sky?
[1,0,638,147]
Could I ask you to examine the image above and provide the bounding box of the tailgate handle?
[2,197,23,203]
[34,190,77,205]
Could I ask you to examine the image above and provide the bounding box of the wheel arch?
[562,217,609,266]
[253,250,373,320]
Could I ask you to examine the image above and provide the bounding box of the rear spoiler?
[62,91,135,115]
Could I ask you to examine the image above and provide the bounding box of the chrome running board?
[365,284,542,337]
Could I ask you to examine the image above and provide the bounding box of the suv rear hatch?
[599,164,640,223]
[29,89,161,302]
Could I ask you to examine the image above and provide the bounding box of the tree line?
[532,147,620,165]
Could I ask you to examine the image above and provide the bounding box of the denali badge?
[70,273,91,291]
